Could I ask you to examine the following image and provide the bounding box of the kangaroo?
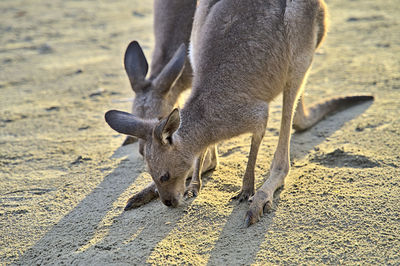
[119,0,218,209]
[106,0,373,226]
[122,0,197,150]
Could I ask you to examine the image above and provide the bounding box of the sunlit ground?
[0,0,399,264]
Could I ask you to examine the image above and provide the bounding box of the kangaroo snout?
[161,197,180,208]
[159,187,183,208]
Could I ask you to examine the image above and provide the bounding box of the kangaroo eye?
[160,172,170,183]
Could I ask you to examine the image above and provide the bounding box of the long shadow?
[206,101,373,265]
[66,165,218,265]
[15,102,373,265]
[15,143,189,265]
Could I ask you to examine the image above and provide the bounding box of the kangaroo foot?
[184,182,200,199]
[244,190,274,227]
[231,188,254,203]
[124,183,158,211]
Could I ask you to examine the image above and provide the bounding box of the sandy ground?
[1,0,399,265]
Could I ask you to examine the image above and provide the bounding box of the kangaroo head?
[105,108,192,207]
[124,41,187,154]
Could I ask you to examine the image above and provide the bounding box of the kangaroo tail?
[293,94,374,132]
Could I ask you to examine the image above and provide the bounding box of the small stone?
[38,43,53,54]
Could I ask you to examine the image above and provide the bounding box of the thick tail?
[293,94,374,132]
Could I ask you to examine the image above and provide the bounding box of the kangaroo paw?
[231,188,254,203]
[124,186,158,211]
[244,191,274,227]
[184,182,200,199]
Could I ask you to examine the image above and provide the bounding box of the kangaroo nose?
[164,200,172,207]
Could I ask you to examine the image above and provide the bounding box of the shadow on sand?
[206,100,373,265]
[16,101,373,265]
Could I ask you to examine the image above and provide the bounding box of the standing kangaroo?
[122,0,197,150]
[106,0,373,226]
[120,0,218,209]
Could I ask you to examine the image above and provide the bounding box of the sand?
[1,0,399,264]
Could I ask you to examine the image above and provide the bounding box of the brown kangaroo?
[106,0,373,226]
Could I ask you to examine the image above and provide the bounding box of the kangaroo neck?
[176,96,218,155]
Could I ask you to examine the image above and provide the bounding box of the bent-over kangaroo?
[121,0,218,210]
[106,0,373,226]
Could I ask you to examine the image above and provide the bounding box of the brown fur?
[106,0,373,226]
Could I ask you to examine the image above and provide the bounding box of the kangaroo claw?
[231,189,254,203]
[184,183,200,199]
[244,191,273,226]
[124,183,159,211]
[124,195,146,211]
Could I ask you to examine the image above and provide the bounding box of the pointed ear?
[124,41,149,90]
[105,110,153,140]
[153,44,187,94]
[153,109,180,145]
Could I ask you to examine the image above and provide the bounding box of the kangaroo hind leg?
[245,75,306,227]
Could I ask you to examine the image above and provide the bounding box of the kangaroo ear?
[124,41,149,91]
[153,44,187,95]
[154,108,180,145]
[105,110,153,140]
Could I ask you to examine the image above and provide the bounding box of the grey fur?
[122,0,197,149]
[106,0,373,226]
[117,1,218,209]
